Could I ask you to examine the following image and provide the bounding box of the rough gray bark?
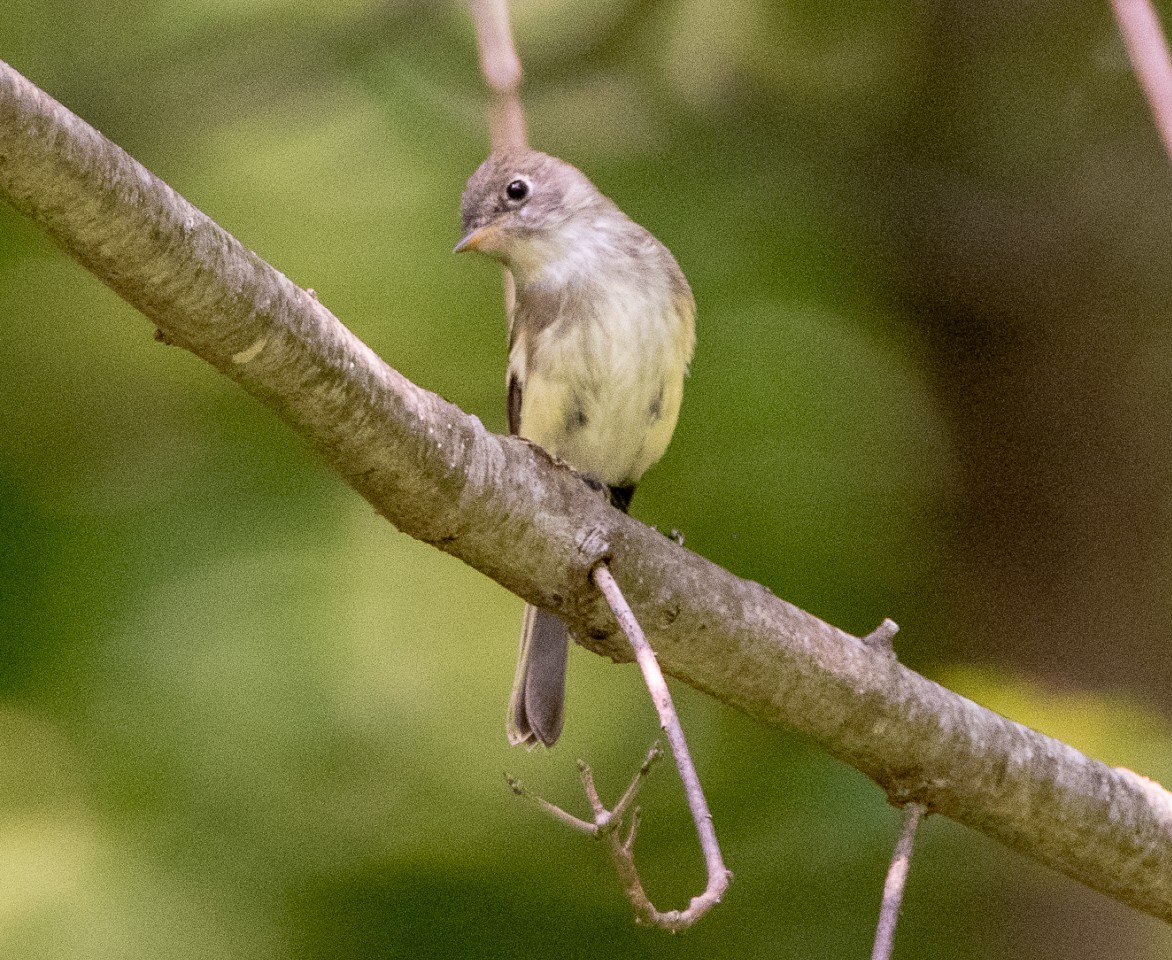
[2,58,1171,923]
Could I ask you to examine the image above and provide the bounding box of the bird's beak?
[453,223,503,254]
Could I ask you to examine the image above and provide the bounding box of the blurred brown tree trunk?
[894,0,1172,703]
[886,0,1172,954]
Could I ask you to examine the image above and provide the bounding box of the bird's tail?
[507,605,568,747]
[505,481,635,748]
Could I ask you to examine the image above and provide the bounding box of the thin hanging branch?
[1110,0,1172,160]
[871,803,927,960]
[592,565,731,929]
[3,56,1172,926]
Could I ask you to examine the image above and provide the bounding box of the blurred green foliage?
[2,1,1171,958]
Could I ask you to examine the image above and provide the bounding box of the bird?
[456,148,695,747]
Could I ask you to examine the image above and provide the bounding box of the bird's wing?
[507,373,522,436]
[507,282,569,436]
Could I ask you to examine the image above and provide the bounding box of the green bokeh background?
[3,1,1172,957]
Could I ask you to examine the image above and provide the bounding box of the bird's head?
[455,149,610,275]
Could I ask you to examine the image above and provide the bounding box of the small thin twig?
[1111,0,1172,161]
[611,744,662,824]
[871,803,928,960]
[506,774,596,835]
[861,617,900,655]
[622,807,641,854]
[593,564,732,930]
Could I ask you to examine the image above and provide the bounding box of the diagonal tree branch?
[2,59,1172,925]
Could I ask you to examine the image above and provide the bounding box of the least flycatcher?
[456,149,695,747]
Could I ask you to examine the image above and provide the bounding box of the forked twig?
[508,745,669,916]
[592,564,732,930]
[506,773,597,835]
[871,803,928,960]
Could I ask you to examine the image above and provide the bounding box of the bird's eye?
[505,179,530,201]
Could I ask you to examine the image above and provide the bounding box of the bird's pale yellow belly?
[514,292,689,488]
